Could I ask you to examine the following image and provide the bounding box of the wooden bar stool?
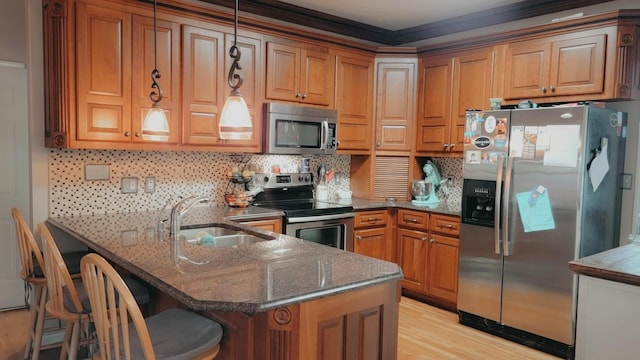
[11,208,87,360]
[80,253,223,359]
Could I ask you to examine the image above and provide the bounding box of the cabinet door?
[238,218,282,233]
[75,3,132,142]
[182,25,224,145]
[397,228,428,294]
[416,55,451,152]
[427,234,459,304]
[265,42,300,102]
[503,41,551,99]
[450,48,494,153]
[375,60,416,152]
[222,33,263,150]
[299,49,333,105]
[354,227,392,262]
[549,34,606,96]
[131,15,180,143]
[335,53,374,152]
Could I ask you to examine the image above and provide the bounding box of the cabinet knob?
[443,144,449,149]
[449,144,455,150]
[376,142,381,147]
[541,86,547,93]
[550,86,556,92]
[135,132,141,137]
[295,92,302,98]
[421,236,428,241]
[301,93,307,99]
[429,238,434,243]
[356,235,362,240]
[124,131,131,137]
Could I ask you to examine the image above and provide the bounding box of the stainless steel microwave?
[264,103,338,155]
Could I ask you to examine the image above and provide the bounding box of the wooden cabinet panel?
[417,47,493,154]
[354,227,393,262]
[266,41,333,105]
[354,210,388,228]
[237,217,282,234]
[374,59,416,152]
[427,234,459,303]
[335,52,374,153]
[181,25,224,145]
[75,3,132,142]
[131,15,180,143]
[504,33,606,99]
[397,228,428,293]
[397,209,428,231]
[430,213,460,237]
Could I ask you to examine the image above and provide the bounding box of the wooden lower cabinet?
[353,210,394,262]
[427,233,459,304]
[397,228,428,293]
[204,280,400,360]
[236,217,283,233]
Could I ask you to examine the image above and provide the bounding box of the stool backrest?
[12,208,44,282]
[39,223,84,316]
[80,253,155,360]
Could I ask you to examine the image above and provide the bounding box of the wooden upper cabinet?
[75,3,132,142]
[266,41,334,106]
[335,51,374,153]
[416,47,493,155]
[504,33,606,100]
[181,25,224,145]
[374,58,417,153]
[131,15,180,144]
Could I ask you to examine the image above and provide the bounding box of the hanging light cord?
[150,0,163,104]
[227,0,243,90]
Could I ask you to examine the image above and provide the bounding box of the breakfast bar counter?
[46,206,402,360]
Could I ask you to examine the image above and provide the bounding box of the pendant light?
[218,0,252,140]
[141,0,170,141]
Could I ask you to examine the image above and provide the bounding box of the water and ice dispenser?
[461,179,497,227]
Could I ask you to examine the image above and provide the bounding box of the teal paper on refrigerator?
[458,105,627,359]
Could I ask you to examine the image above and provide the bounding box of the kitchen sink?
[180,226,273,248]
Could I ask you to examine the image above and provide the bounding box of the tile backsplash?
[49,149,464,217]
[49,149,350,217]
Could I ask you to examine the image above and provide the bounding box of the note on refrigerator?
[516,186,556,233]
[588,143,609,192]
[542,125,580,167]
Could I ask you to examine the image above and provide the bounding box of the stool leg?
[67,321,80,360]
[59,320,73,360]
[23,284,39,360]
[31,286,47,360]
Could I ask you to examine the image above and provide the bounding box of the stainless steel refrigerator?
[458,106,627,359]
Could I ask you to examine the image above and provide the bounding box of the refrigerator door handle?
[494,155,505,254]
[503,157,514,256]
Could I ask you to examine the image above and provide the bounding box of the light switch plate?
[622,173,633,190]
[85,164,110,181]
[121,177,138,193]
[144,176,156,193]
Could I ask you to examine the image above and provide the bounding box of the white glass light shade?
[219,89,253,140]
[142,104,170,141]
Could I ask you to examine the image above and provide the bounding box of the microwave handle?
[320,121,329,150]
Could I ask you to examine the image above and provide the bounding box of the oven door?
[285,213,354,251]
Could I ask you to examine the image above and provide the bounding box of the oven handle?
[287,212,355,223]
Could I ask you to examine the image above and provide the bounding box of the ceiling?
[201,0,616,45]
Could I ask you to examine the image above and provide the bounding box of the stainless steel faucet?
[169,195,210,239]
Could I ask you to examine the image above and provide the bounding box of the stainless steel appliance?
[264,103,338,155]
[459,106,627,358]
[251,173,354,250]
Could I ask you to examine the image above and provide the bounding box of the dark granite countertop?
[346,197,461,217]
[569,242,640,286]
[46,206,402,314]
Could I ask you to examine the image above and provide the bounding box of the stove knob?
[263,176,270,183]
[298,175,304,182]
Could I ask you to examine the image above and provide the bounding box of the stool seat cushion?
[128,308,223,360]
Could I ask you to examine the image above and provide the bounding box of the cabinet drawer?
[355,210,388,228]
[397,209,429,231]
[430,214,460,236]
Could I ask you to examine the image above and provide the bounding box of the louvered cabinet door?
[374,156,409,200]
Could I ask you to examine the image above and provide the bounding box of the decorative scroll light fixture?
[218,0,253,140]
[141,0,170,141]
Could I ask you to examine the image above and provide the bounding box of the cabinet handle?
[135,132,141,137]
[376,142,381,147]
[449,144,455,150]
[541,86,547,93]
[295,92,302,98]
[367,217,378,222]
[124,131,131,137]
[441,224,454,228]
[443,144,449,149]
[406,218,418,223]
[301,93,307,99]
[421,236,428,241]
[356,235,362,240]
[550,86,556,92]
[429,238,434,243]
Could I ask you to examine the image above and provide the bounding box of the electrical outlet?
[145,176,156,193]
[622,173,633,190]
[121,177,138,194]
[447,176,454,184]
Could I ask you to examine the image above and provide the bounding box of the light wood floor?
[1,296,559,359]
